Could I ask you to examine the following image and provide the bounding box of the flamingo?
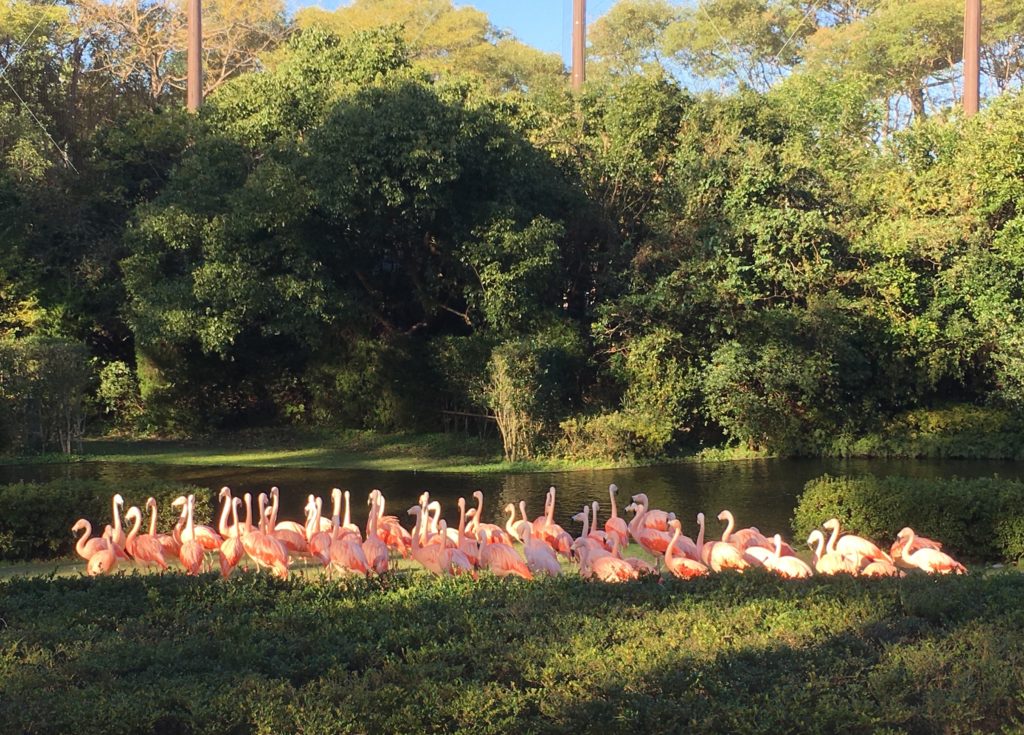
[504,502,531,542]
[109,494,127,550]
[270,487,308,540]
[823,518,892,564]
[178,495,205,576]
[240,492,289,578]
[86,535,118,576]
[522,523,561,576]
[763,534,812,579]
[171,495,222,552]
[696,513,750,572]
[630,494,672,531]
[806,530,859,575]
[306,497,333,566]
[477,528,533,580]
[898,528,967,575]
[145,498,180,558]
[665,520,709,579]
[71,519,109,561]
[436,520,476,578]
[467,490,513,545]
[369,489,411,557]
[608,534,658,575]
[571,504,610,556]
[531,487,573,557]
[124,506,169,570]
[219,497,246,579]
[718,510,770,551]
[890,527,943,568]
[626,502,675,563]
[604,484,629,548]
[407,505,448,576]
[456,498,480,568]
[572,539,638,582]
[362,494,390,576]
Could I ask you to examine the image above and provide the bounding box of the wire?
[0,0,77,172]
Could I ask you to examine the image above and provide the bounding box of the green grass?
[4,567,1024,734]
[64,428,630,473]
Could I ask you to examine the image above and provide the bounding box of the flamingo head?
[367,489,379,506]
[71,519,87,534]
[125,506,141,524]
[331,488,341,506]
[504,502,515,513]
[406,505,420,517]
[171,495,187,509]
[670,518,681,531]
[113,493,124,507]
[807,530,824,548]
[571,511,585,524]
[717,510,731,523]
[219,486,231,500]
[632,493,649,507]
[419,491,430,507]
[271,486,279,498]
[896,526,913,538]
[146,497,157,511]
[473,490,483,503]
[458,497,466,511]
[696,512,705,525]
[609,483,618,494]
[823,518,840,532]
[624,503,637,515]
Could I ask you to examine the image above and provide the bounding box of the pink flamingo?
[146,498,180,558]
[266,487,307,553]
[504,502,531,542]
[109,494,127,550]
[306,497,333,565]
[806,530,859,575]
[269,487,308,539]
[362,494,390,575]
[571,504,611,556]
[240,493,289,578]
[477,528,533,580]
[665,520,709,579]
[604,484,629,548]
[823,518,892,564]
[522,523,561,576]
[890,526,943,568]
[171,495,222,552]
[696,513,750,572]
[407,505,448,575]
[219,497,246,579]
[898,528,967,575]
[626,502,675,563]
[72,519,109,561]
[718,510,770,551]
[124,506,168,570]
[630,493,672,531]
[436,520,476,577]
[178,496,205,576]
[764,534,812,579]
[86,535,118,576]
[573,539,638,582]
[456,498,480,568]
[531,487,573,557]
[466,490,513,545]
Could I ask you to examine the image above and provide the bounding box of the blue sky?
[288,0,618,64]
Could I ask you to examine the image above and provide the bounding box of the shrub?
[96,360,144,430]
[0,479,213,560]
[557,410,675,460]
[792,474,1024,562]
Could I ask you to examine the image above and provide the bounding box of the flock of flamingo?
[70,484,968,581]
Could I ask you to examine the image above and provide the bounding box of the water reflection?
[5,457,1024,540]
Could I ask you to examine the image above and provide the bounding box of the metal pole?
[963,0,980,116]
[187,0,203,112]
[571,0,585,92]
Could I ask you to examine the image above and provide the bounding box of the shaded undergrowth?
[2,572,1024,734]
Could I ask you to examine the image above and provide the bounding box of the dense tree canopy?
[1,0,1023,459]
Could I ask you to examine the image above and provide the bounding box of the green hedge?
[792,474,1024,563]
[3,573,1024,734]
[0,479,213,560]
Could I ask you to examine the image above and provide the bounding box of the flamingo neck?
[343,491,352,529]
[75,521,91,555]
[148,503,159,537]
[243,494,253,533]
[218,492,233,537]
[127,510,141,545]
[473,494,484,533]
[902,529,915,559]
[826,522,840,554]
[546,490,555,524]
[112,497,123,535]
[230,499,241,538]
[270,490,279,526]
[696,516,705,554]
[580,506,590,538]
[773,534,782,559]
[609,487,619,521]
[666,525,680,566]
[721,512,735,543]
[505,505,517,535]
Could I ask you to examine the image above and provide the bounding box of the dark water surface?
[5,458,1024,540]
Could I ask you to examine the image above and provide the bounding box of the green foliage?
[0,479,211,560]
[96,360,143,430]
[792,474,1024,562]
[4,573,1024,733]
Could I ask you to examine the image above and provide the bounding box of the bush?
[792,474,1024,562]
[826,404,1024,459]
[0,479,213,560]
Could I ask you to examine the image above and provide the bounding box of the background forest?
[2,0,1024,462]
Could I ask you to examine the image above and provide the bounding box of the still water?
[5,458,1024,540]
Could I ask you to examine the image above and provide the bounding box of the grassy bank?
[72,429,624,473]
[3,571,1024,734]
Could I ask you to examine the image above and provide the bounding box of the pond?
[5,457,1024,542]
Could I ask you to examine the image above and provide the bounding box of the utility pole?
[963,0,980,116]
[187,0,203,112]
[571,0,585,92]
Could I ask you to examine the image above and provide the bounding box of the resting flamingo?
[696,513,750,572]
[898,528,967,575]
[572,539,638,582]
[890,527,943,568]
[664,520,709,579]
[806,530,859,575]
[504,502,531,542]
[763,534,812,579]
[571,504,610,555]
[604,484,629,548]
[823,518,892,564]
[124,506,168,570]
[626,501,675,563]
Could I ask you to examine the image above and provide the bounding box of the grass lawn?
[3,562,1024,734]
[72,428,631,473]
